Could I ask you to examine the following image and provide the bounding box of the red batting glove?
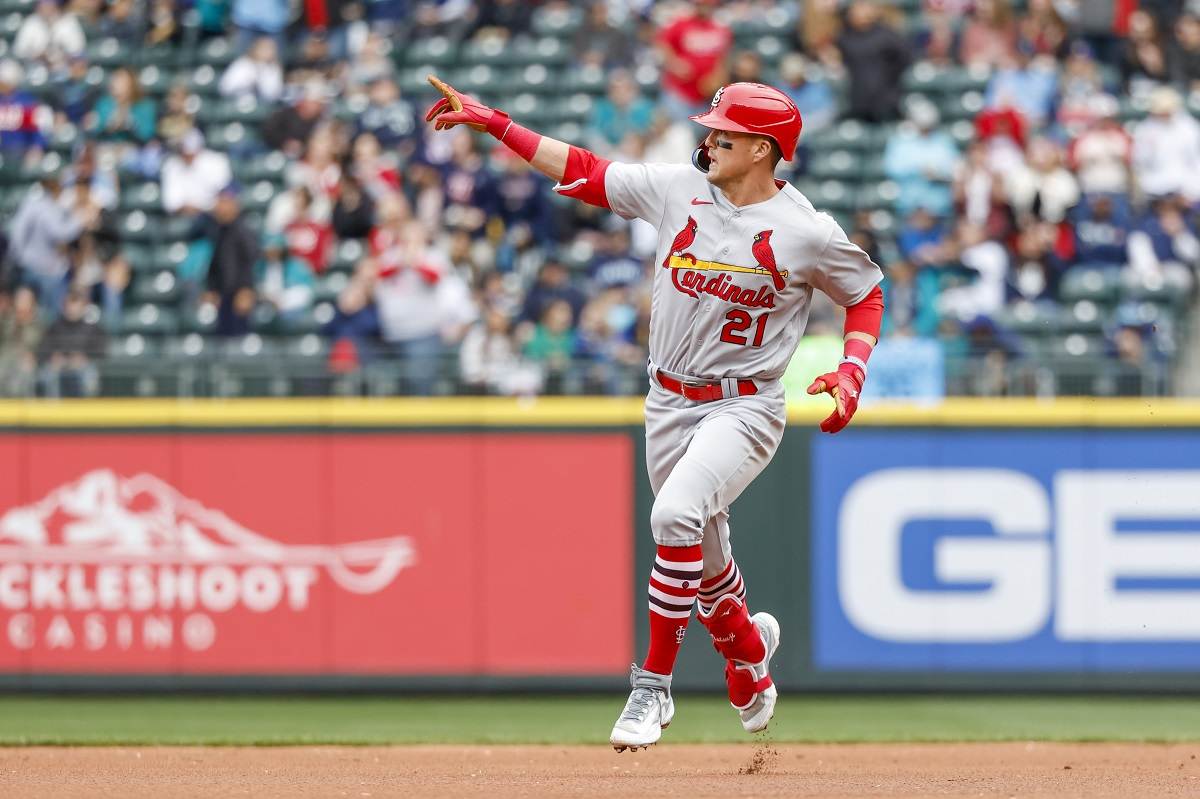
[806,363,864,434]
[424,74,509,135]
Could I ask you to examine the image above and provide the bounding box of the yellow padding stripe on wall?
[0,397,1197,427]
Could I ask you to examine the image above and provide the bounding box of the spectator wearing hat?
[219,36,284,103]
[201,184,260,336]
[519,259,586,328]
[1131,86,1200,203]
[884,101,961,219]
[8,170,97,314]
[355,77,418,155]
[255,233,316,327]
[589,228,644,294]
[1068,96,1131,195]
[49,54,97,127]
[0,60,46,164]
[162,129,233,218]
[369,211,469,395]
[1070,193,1133,269]
[13,0,85,69]
[1127,195,1200,291]
[38,289,105,398]
[1056,42,1115,137]
[838,0,912,123]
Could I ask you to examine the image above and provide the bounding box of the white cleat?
[730,612,780,734]
[610,664,675,752]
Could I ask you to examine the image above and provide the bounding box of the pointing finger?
[427,74,463,112]
[806,378,827,395]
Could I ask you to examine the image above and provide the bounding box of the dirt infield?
[2,743,1197,798]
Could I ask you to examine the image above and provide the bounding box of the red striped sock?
[697,560,746,615]
[642,543,703,676]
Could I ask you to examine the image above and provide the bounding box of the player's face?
[701,129,768,186]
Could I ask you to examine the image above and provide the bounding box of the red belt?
[655,370,758,403]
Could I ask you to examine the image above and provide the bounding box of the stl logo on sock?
[675,625,687,644]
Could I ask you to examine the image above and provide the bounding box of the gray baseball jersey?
[604,162,883,382]
[586,161,883,578]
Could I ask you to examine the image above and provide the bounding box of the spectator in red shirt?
[283,186,334,275]
[0,60,46,163]
[655,0,732,120]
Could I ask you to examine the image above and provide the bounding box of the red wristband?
[840,338,873,382]
[486,111,541,162]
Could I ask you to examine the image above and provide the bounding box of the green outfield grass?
[0,695,1198,745]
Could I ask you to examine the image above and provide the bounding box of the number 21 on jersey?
[720,310,769,347]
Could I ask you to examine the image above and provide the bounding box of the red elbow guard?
[554,145,612,209]
[844,284,884,340]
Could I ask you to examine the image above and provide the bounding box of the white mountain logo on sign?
[0,469,417,653]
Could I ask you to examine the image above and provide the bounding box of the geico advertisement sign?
[812,432,1200,671]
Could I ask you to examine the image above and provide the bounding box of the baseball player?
[425,78,884,750]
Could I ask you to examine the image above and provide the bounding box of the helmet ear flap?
[692,141,711,173]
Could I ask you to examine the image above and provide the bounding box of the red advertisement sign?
[0,434,634,675]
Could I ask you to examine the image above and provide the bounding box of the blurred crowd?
[1,0,1199,397]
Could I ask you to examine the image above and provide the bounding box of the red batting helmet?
[689,82,803,161]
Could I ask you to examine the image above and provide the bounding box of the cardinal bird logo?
[752,230,786,292]
[663,216,699,269]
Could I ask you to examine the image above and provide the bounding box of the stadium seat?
[199,96,270,127]
[531,5,584,37]
[1059,266,1121,305]
[401,35,458,68]
[118,182,164,214]
[85,37,126,68]
[119,304,179,336]
[129,269,182,306]
[196,37,236,68]
[187,65,221,96]
[856,181,901,211]
[180,303,219,335]
[1057,300,1108,335]
[996,300,1060,336]
[106,333,160,362]
[118,210,157,243]
[164,333,215,363]
[330,239,366,274]
[233,151,288,183]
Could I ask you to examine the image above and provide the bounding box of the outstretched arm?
[424,75,612,208]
